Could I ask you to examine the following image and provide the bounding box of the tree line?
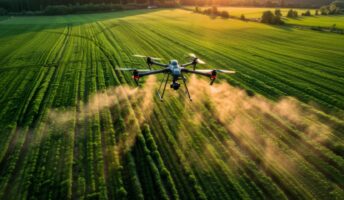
[0,0,338,13]
[0,0,176,12]
[184,0,333,8]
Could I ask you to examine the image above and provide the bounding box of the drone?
[116,53,236,101]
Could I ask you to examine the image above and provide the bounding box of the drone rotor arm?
[181,62,194,68]
[192,69,236,74]
[115,68,151,71]
[150,60,169,68]
[182,68,212,78]
[182,68,235,85]
[134,55,167,69]
[137,68,169,78]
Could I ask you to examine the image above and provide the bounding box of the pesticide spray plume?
[186,75,335,174]
[46,76,156,155]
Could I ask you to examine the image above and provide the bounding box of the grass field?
[0,8,343,200]
[203,7,315,18]
[191,7,344,28]
[284,15,344,28]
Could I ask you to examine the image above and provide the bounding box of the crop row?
[0,10,343,199]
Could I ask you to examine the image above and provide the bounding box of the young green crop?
[0,8,343,200]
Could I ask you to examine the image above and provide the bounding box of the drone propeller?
[188,53,196,57]
[133,54,163,70]
[115,67,151,71]
[195,69,236,74]
[188,53,206,64]
[192,69,236,85]
[133,54,162,60]
[115,68,150,86]
[187,53,206,70]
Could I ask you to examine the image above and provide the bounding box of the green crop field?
[193,6,315,18]
[284,15,344,28]
[190,6,343,29]
[0,8,343,200]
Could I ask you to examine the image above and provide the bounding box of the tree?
[272,15,284,25]
[302,10,311,16]
[211,6,218,15]
[287,9,293,17]
[320,2,342,15]
[315,10,319,15]
[203,8,211,15]
[261,10,284,25]
[332,0,344,8]
[261,10,274,23]
[320,6,329,15]
[329,3,340,14]
[241,14,246,21]
[275,9,282,17]
[220,11,229,18]
[287,9,298,18]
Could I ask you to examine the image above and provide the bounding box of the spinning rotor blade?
[151,57,162,60]
[133,54,146,58]
[115,68,151,72]
[188,53,196,58]
[133,54,162,60]
[187,53,206,64]
[196,59,206,64]
[217,69,236,74]
[196,69,236,74]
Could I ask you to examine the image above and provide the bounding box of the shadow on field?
[270,24,294,31]
[0,9,162,39]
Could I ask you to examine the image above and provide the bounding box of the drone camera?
[170,82,180,90]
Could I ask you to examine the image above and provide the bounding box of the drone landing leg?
[182,74,192,101]
[134,79,139,86]
[158,73,167,92]
[158,73,169,101]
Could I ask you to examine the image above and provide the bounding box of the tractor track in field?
[1,10,344,200]
[44,25,122,76]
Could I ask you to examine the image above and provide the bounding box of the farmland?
[191,6,344,29]
[0,8,344,200]
[192,6,315,18]
[284,15,344,28]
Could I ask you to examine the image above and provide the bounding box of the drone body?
[117,54,236,101]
